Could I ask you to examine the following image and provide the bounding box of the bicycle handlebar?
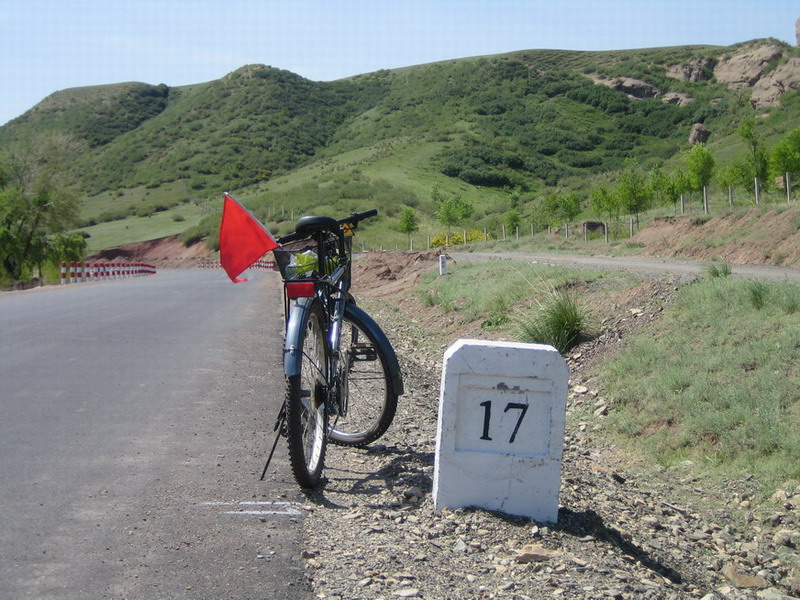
[338,208,377,226]
[277,209,378,245]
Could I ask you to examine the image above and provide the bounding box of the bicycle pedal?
[351,342,377,361]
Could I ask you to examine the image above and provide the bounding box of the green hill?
[2,38,800,252]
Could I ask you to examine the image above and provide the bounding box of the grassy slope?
[412,256,800,496]
[79,204,205,253]
[5,41,800,253]
[600,275,800,489]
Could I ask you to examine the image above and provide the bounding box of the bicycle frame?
[282,230,403,400]
[283,264,347,383]
[281,220,353,419]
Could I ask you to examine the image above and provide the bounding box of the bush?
[518,290,588,354]
[430,229,490,247]
[431,233,454,247]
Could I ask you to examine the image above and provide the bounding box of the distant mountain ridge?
[1,38,800,237]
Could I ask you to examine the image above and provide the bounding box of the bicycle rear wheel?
[286,302,328,488]
[329,307,398,447]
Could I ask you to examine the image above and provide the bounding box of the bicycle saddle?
[295,215,339,238]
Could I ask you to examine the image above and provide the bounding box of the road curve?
[0,269,312,599]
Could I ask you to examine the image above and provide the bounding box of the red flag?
[219,193,278,283]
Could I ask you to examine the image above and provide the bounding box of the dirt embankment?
[630,208,800,268]
[87,235,212,268]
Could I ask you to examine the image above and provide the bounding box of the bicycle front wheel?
[286,302,328,488]
[329,308,398,447]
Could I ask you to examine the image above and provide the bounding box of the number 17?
[479,401,528,443]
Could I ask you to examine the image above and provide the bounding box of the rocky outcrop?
[596,41,798,110]
[713,43,786,90]
[689,123,711,144]
[666,58,716,82]
[712,42,800,108]
[662,91,695,106]
[750,56,800,107]
[589,74,660,99]
[796,17,800,47]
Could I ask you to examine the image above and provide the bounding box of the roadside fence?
[60,261,157,285]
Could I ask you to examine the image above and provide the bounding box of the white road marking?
[201,501,304,516]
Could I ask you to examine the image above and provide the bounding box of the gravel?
[293,255,799,600]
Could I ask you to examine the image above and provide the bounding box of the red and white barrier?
[198,259,276,271]
[59,261,157,284]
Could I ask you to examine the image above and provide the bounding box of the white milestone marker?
[432,339,568,523]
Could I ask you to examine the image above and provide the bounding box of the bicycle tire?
[329,306,398,447]
[285,301,328,488]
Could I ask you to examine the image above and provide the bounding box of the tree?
[397,206,419,247]
[539,192,581,227]
[770,128,800,183]
[590,185,619,222]
[738,117,769,186]
[615,168,653,219]
[650,167,688,212]
[436,194,474,242]
[0,136,83,281]
[505,209,522,233]
[683,143,716,192]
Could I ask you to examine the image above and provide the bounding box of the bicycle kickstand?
[260,403,287,481]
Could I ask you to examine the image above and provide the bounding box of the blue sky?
[1,0,798,126]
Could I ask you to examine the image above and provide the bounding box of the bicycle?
[271,209,403,488]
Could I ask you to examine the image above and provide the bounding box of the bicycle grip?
[339,209,378,226]
[277,231,301,244]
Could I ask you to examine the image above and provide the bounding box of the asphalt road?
[0,270,312,599]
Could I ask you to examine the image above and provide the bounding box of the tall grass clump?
[417,260,598,338]
[704,258,732,278]
[518,289,588,354]
[597,276,800,491]
[747,281,768,310]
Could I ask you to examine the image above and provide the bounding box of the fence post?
[604,222,609,244]
[680,195,685,215]
[703,186,709,214]
[787,173,792,204]
[515,226,519,241]
[755,177,761,205]
[60,261,66,285]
